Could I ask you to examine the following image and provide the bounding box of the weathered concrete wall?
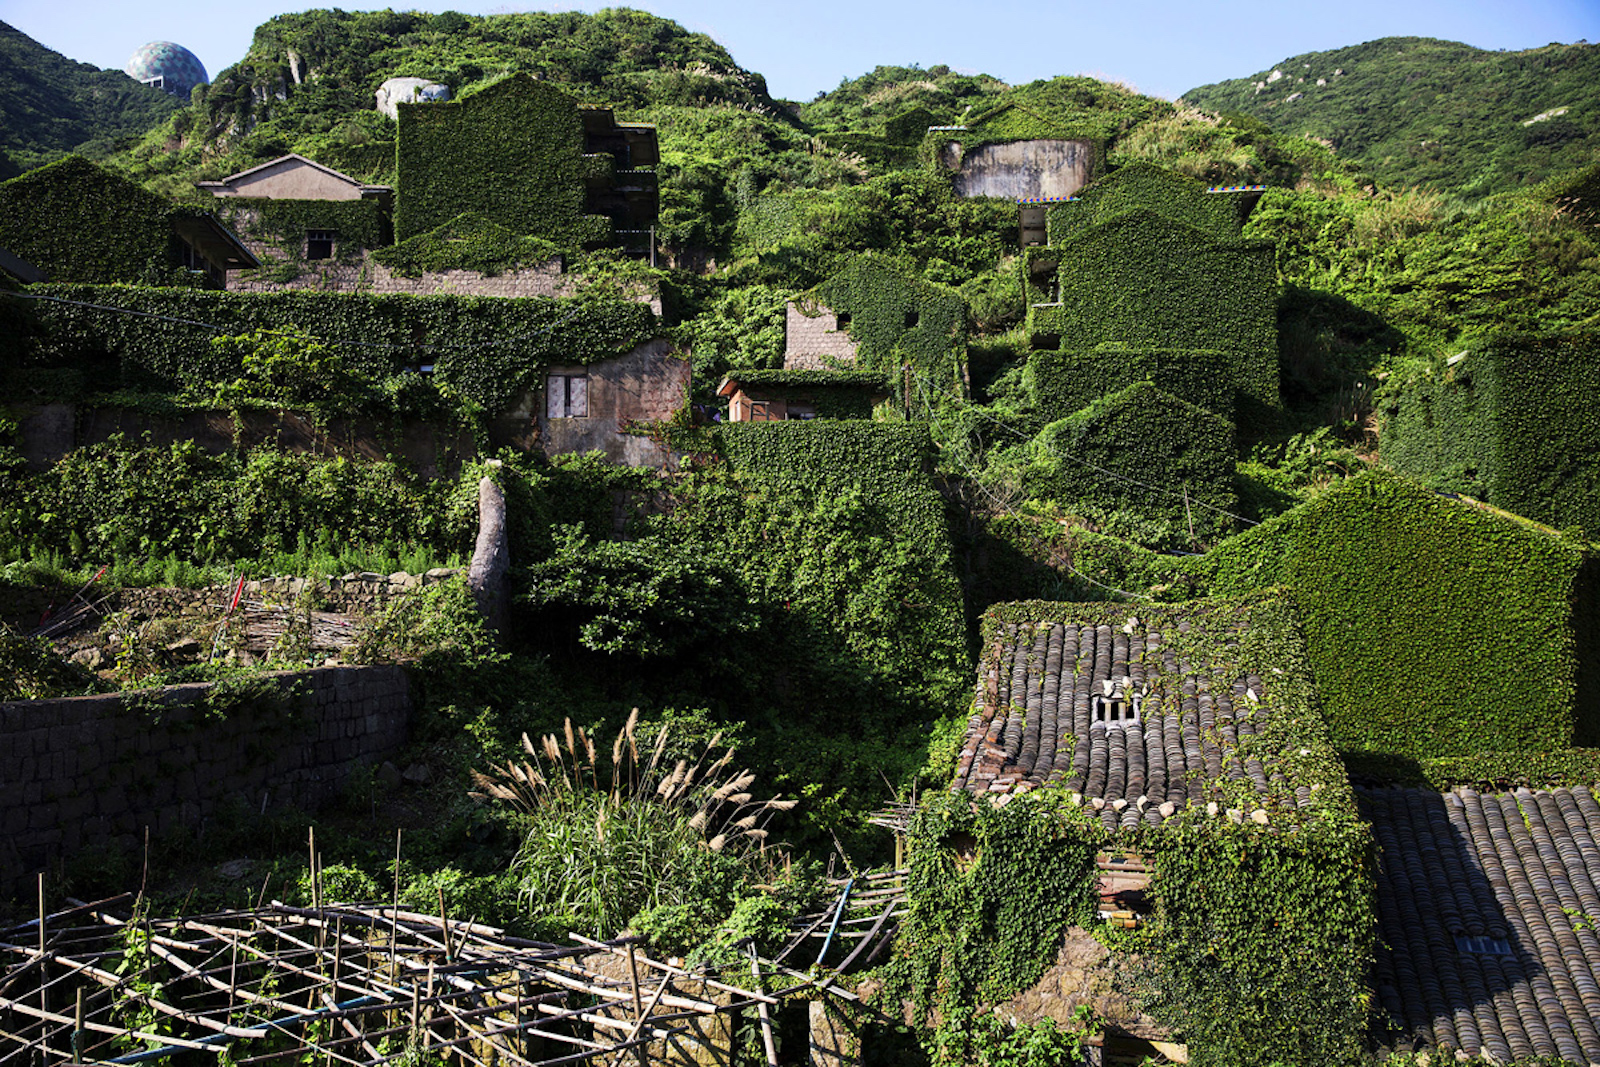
[0,666,411,893]
[16,405,476,479]
[994,926,1167,1040]
[783,303,858,370]
[942,139,1096,202]
[538,338,689,467]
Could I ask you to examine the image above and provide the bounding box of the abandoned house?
[394,72,658,253]
[0,156,257,288]
[1362,784,1600,1064]
[528,338,689,467]
[716,369,890,422]
[941,594,1347,1062]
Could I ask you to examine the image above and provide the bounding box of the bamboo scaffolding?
[0,902,810,1066]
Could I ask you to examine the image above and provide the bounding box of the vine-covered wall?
[1043,163,1251,244]
[802,252,968,403]
[216,196,391,261]
[1026,382,1238,547]
[395,73,611,245]
[24,283,656,414]
[1025,210,1278,424]
[888,593,1372,1067]
[1201,470,1599,759]
[1380,328,1600,537]
[1025,344,1235,424]
[0,156,187,284]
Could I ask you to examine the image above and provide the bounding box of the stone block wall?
[0,665,411,893]
[783,303,859,370]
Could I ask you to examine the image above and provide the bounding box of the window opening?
[903,311,920,329]
[546,374,589,418]
[787,402,817,421]
[1091,694,1140,727]
[306,230,336,260]
[834,313,852,331]
[1455,935,1512,956]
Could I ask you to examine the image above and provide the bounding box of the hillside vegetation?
[0,20,181,179]
[1183,36,1600,198]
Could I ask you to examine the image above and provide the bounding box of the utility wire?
[911,373,1152,602]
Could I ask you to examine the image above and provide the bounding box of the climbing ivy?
[24,283,655,414]
[718,370,889,419]
[395,73,613,245]
[0,156,194,284]
[215,196,390,262]
[1380,328,1600,537]
[1025,345,1234,424]
[370,212,563,278]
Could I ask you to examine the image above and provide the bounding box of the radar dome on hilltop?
[124,41,208,98]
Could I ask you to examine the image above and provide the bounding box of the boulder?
[376,77,450,119]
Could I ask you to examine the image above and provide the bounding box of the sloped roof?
[197,153,391,196]
[1363,785,1600,1064]
[953,597,1329,833]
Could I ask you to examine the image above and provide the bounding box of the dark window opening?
[903,311,920,329]
[835,313,852,331]
[306,230,336,261]
[1092,694,1139,727]
[1455,935,1512,956]
[1031,332,1062,352]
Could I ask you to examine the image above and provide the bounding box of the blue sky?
[1,0,1594,102]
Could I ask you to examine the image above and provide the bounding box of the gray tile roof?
[953,615,1312,831]
[1362,785,1600,1064]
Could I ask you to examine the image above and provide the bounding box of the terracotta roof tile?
[1363,785,1600,1064]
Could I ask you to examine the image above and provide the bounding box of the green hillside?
[1182,36,1600,197]
[0,20,181,179]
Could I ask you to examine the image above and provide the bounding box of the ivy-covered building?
[786,253,969,410]
[394,72,658,254]
[198,154,393,276]
[716,369,889,421]
[926,102,1099,204]
[1021,163,1278,427]
[0,156,257,288]
[1380,329,1600,538]
[900,592,1373,1065]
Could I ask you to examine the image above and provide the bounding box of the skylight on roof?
[1455,934,1513,956]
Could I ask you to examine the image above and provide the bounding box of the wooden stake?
[747,943,778,1067]
[72,987,84,1064]
[39,873,47,1046]
[625,945,645,1065]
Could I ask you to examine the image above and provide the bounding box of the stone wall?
[0,665,411,893]
[783,303,859,370]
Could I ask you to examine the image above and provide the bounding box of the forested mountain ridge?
[0,20,181,180]
[1182,36,1600,197]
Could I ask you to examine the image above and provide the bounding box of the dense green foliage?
[23,282,655,414]
[1183,37,1600,198]
[0,21,181,179]
[1025,383,1238,549]
[801,253,969,401]
[1201,470,1598,758]
[0,156,190,284]
[396,74,609,244]
[370,212,561,278]
[0,436,476,567]
[1380,329,1600,536]
[1025,345,1234,423]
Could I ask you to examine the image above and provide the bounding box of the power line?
[911,373,1153,602]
